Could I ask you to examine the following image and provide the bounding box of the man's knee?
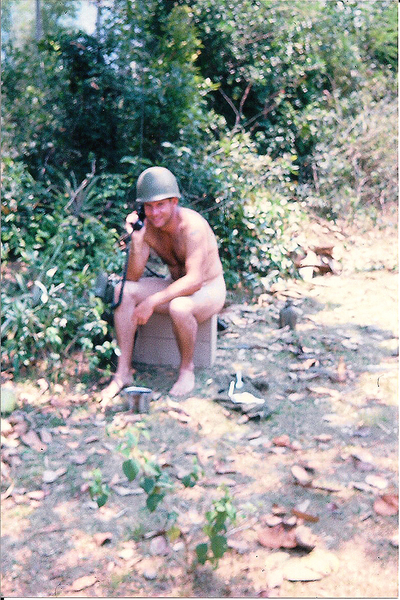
[169,297,193,320]
[114,281,139,305]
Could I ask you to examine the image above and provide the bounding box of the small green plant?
[88,468,110,507]
[118,430,204,514]
[181,458,202,489]
[195,487,237,568]
[117,428,178,512]
[139,458,175,512]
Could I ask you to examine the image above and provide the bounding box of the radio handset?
[132,203,145,231]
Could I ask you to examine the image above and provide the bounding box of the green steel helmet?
[136,166,181,203]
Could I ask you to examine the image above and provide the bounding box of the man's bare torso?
[144,207,223,284]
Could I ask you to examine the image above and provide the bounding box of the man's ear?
[171,197,179,206]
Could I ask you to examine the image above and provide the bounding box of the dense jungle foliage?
[1,0,397,376]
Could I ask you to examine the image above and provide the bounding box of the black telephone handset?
[132,203,145,231]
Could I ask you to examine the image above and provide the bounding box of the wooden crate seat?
[132,313,217,367]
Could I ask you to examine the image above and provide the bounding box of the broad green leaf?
[122,458,140,482]
[143,461,162,477]
[146,493,164,512]
[167,525,181,542]
[195,543,209,565]
[141,477,155,494]
[211,535,228,559]
[182,474,195,488]
[96,493,108,508]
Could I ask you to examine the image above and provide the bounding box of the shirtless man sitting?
[100,166,226,402]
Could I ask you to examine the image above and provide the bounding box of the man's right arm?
[125,213,150,281]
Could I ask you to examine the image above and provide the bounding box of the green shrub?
[159,131,304,292]
[1,161,125,374]
[301,82,398,218]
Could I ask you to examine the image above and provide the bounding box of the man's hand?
[126,211,145,236]
[132,297,155,325]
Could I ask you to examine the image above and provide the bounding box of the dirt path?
[1,210,398,598]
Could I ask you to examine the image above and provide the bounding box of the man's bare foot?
[169,369,195,397]
[99,374,133,406]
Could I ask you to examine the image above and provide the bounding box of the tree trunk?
[95,0,102,41]
[35,0,43,41]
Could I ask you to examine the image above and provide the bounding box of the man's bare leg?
[169,298,198,396]
[168,275,226,397]
[100,278,169,403]
[99,284,136,404]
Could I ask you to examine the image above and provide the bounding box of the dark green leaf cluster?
[195,487,236,567]
[117,430,176,513]
[89,468,110,508]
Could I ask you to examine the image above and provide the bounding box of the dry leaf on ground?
[271,503,287,515]
[247,429,262,440]
[168,410,191,423]
[350,448,374,464]
[1,419,14,435]
[112,485,144,496]
[37,378,49,392]
[365,475,388,490]
[295,525,318,550]
[71,575,97,591]
[291,465,312,486]
[311,479,344,492]
[292,508,319,522]
[283,548,339,581]
[374,494,398,516]
[227,539,249,554]
[93,532,113,546]
[118,546,136,560]
[263,514,283,527]
[27,490,46,500]
[258,525,297,549]
[214,461,237,475]
[42,467,67,483]
[84,435,99,444]
[272,434,291,447]
[21,430,47,452]
[314,434,332,442]
[307,385,340,398]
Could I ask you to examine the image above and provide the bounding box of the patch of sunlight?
[53,500,82,524]
[1,505,33,537]
[356,370,398,406]
[379,338,399,353]
[284,536,398,598]
[183,397,242,438]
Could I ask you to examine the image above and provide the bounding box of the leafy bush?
[159,131,303,291]
[1,250,109,374]
[300,81,398,218]
[1,160,126,374]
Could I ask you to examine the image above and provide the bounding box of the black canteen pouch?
[94,235,133,324]
[93,271,123,325]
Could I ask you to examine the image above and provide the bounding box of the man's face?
[144,197,177,229]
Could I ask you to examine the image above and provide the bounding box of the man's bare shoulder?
[179,206,210,233]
